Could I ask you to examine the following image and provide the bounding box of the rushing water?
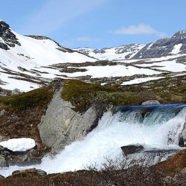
[1,104,186,177]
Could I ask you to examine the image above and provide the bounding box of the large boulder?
[38,88,101,152]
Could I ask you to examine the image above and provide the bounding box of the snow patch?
[122,76,163,85]
[171,44,182,55]
[61,65,160,78]
[0,138,36,152]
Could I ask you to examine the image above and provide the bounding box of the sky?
[1,0,186,48]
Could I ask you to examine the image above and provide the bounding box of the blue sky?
[1,0,186,48]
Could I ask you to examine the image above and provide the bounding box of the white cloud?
[21,0,108,35]
[114,24,166,37]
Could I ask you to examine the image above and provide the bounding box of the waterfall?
[0,104,186,177]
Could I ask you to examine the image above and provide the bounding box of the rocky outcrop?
[38,87,101,152]
[0,21,20,50]
[133,30,186,59]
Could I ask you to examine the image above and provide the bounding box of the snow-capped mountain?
[0,20,186,93]
[0,21,95,92]
[74,44,145,61]
[133,31,186,59]
[75,30,186,61]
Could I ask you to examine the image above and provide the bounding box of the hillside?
[0,20,186,94]
[0,21,95,92]
[0,78,185,185]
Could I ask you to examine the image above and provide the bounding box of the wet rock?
[142,100,160,105]
[179,135,184,147]
[181,123,186,147]
[121,145,144,156]
[0,145,43,167]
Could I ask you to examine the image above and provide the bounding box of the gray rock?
[121,145,144,156]
[0,145,42,167]
[142,100,160,105]
[38,87,100,152]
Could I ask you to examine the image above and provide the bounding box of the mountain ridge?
[75,29,186,60]
[0,20,186,93]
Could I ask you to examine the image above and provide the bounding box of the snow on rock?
[0,138,36,152]
[171,44,182,55]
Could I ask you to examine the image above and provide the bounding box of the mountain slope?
[0,20,186,93]
[0,21,95,92]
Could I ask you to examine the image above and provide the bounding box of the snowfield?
[135,60,186,72]
[61,65,161,78]
[0,31,96,91]
[0,22,186,92]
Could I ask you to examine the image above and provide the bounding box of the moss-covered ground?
[61,75,186,113]
[0,86,53,111]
